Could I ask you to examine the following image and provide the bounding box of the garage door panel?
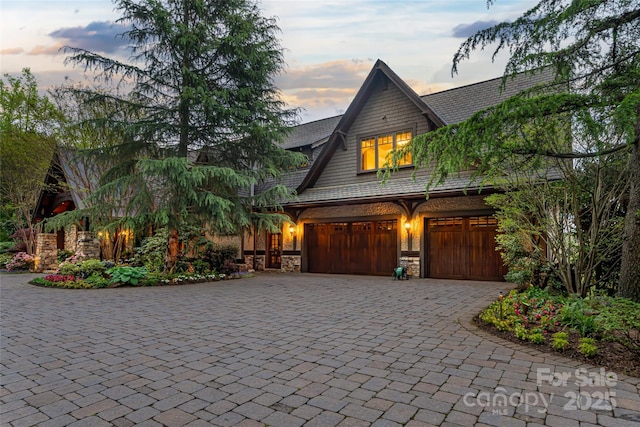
[306,220,397,276]
[427,216,505,281]
[330,232,350,274]
[429,229,465,279]
[373,230,396,275]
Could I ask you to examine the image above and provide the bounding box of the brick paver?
[1,273,639,426]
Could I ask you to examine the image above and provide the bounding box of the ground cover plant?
[477,286,640,377]
[29,247,247,289]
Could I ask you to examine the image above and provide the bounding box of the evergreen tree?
[63,0,304,271]
[388,0,640,300]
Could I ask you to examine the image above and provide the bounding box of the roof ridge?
[420,74,505,98]
[294,113,343,127]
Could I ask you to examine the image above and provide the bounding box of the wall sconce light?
[289,224,297,251]
[405,221,412,251]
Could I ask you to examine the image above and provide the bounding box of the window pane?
[378,134,393,168]
[396,131,412,165]
[361,138,375,170]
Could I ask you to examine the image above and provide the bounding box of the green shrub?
[31,277,53,286]
[84,273,110,288]
[529,332,545,344]
[57,249,74,263]
[0,252,14,269]
[58,262,81,276]
[108,266,147,285]
[578,338,598,357]
[552,332,569,351]
[77,259,107,278]
[0,241,15,253]
[139,271,164,286]
[203,243,238,272]
[191,259,210,274]
[596,297,640,357]
[514,324,528,341]
[560,296,599,337]
[134,231,167,272]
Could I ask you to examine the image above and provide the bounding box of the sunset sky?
[1,0,535,123]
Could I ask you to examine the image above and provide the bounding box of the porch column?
[34,233,58,272]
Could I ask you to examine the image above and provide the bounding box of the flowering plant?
[44,274,77,283]
[6,252,35,271]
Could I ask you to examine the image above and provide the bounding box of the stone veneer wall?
[76,231,101,259]
[281,255,301,273]
[64,226,78,252]
[34,233,59,272]
[244,255,265,271]
[400,256,420,278]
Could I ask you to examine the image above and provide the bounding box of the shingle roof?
[285,167,563,206]
[255,167,310,195]
[280,115,343,150]
[292,173,480,205]
[266,64,557,205]
[421,69,553,124]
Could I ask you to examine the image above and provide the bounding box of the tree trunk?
[618,137,640,302]
[166,228,180,273]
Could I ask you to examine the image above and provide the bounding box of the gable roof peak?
[296,59,444,192]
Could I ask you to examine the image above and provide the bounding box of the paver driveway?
[1,273,639,427]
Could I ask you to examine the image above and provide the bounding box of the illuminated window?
[361,138,376,171]
[396,131,412,166]
[359,130,412,171]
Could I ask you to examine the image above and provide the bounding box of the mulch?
[474,315,640,378]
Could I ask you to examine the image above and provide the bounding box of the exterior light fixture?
[405,221,412,251]
[289,224,297,251]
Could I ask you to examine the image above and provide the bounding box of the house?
[244,60,552,280]
[33,59,550,279]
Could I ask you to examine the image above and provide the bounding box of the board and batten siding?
[315,76,433,189]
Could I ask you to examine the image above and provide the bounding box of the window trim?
[357,125,416,173]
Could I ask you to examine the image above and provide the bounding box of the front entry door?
[267,232,282,269]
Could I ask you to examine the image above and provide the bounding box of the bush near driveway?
[478,286,640,369]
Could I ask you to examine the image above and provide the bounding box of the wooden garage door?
[427,216,506,281]
[305,220,397,276]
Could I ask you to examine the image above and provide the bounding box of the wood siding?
[314,75,432,188]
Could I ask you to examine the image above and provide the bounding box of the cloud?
[48,21,130,54]
[277,59,373,90]
[452,20,499,38]
[1,47,25,55]
[28,43,65,56]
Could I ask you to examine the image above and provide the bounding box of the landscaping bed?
[475,286,640,378]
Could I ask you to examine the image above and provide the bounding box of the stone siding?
[244,255,265,271]
[400,256,420,278]
[35,233,58,272]
[64,226,78,252]
[281,255,301,273]
[77,231,100,259]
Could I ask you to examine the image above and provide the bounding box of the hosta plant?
[108,266,147,286]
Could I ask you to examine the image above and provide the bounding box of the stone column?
[77,231,101,259]
[34,233,58,272]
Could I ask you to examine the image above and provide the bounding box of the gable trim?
[297,59,444,193]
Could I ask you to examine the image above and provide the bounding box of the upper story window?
[360,130,412,172]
